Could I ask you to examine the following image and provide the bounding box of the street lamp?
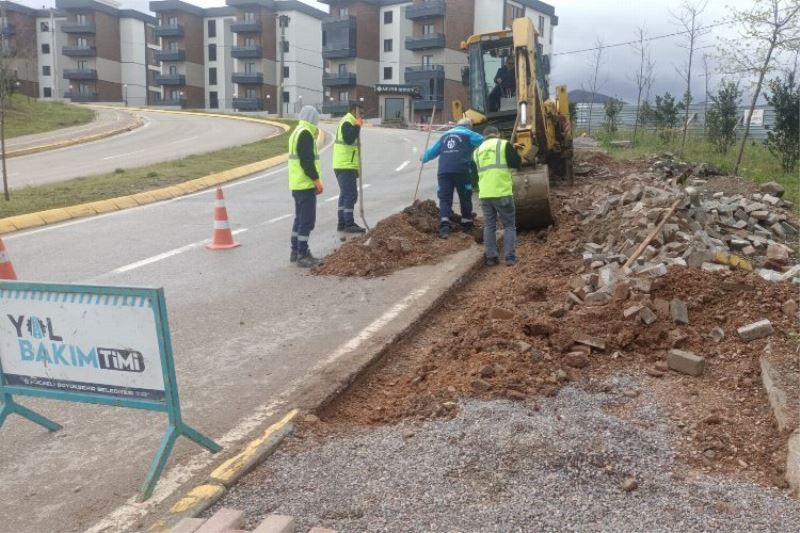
[68,84,73,99]
[266,93,271,113]
[123,83,128,107]
[178,90,184,108]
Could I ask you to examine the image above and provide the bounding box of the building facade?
[322,0,556,122]
[0,1,40,99]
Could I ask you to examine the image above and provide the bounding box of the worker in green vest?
[473,126,522,266]
[288,106,324,268]
[332,102,365,233]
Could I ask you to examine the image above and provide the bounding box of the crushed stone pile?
[313,199,479,278]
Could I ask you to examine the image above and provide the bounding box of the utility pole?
[277,15,289,117]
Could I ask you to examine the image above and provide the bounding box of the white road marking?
[102,148,147,160]
[85,284,432,533]
[172,135,200,144]
[324,195,340,203]
[395,160,410,172]
[108,228,248,275]
[267,213,293,223]
[363,183,372,189]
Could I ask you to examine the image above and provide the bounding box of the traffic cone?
[207,187,240,250]
[0,237,17,280]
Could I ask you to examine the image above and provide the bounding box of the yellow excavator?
[454,17,573,230]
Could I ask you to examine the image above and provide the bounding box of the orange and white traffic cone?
[206,186,240,250]
[0,237,17,280]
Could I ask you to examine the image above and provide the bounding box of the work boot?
[462,223,474,233]
[439,225,450,240]
[290,250,298,263]
[344,223,366,234]
[337,223,345,232]
[296,252,320,268]
[485,256,500,267]
[505,255,518,266]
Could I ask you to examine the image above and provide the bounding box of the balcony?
[62,45,96,57]
[232,97,263,111]
[406,0,446,20]
[62,22,96,34]
[63,91,98,102]
[231,46,262,59]
[153,98,186,107]
[232,72,263,84]
[405,64,444,83]
[63,69,97,80]
[322,15,356,59]
[0,23,15,36]
[405,33,445,51]
[155,24,183,37]
[154,49,185,62]
[413,97,443,111]
[0,46,15,57]
[231,21,262,33]
[154,73,186,86]
[322,101,353,115]
[322,72,356,87]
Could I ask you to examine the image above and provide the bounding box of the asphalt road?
[0,125,449,533]
[5,109,279,189]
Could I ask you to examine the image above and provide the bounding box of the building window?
[40,21,49,32]
[244,12,257,22]
[538,15,545,37]
[422,24,435,35]
[283,41,289,53]
[77,14,89,24]
[283,91,290,105]
[208,19,216,37]
[338,90,348,101]
[245,37,256,47]
[338,63,347,74]
[246,88,256,98]
[42,66,51,76]
[43,87,52,97]
[339,7,348,16]
[321,31,326,47]
[384,10,392,24]
[169,65,177,75]
[422,55,433,66]
[504,4,524,28]
[208,44,217,61]
[384,39,392,52]
[77,59,88,70]
[245,62,255,73]
[167,16,178,26]
[283,66,289,78]
[168,40,178,51]
[383,66,392,80]
[209,91,218,108]
[41,43,50,54]
[209,67,217,85]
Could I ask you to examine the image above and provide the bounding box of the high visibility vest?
[288,120,321,191]
[474,138,513,198]
[332,112,359,170]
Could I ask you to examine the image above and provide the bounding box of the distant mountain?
[568,90,620,104]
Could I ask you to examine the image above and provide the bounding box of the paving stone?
[252,515,296,533]
[757,268,784,282]
[762,193,781,206]
[701,262,728,272]
[653,298,670,317]
[766,243,789,264]
[584,290,612,307]
[781,221,798,238]
[629,278,653,293]
[623,305,644,318]
[667,349,705,376]
[170,518,205,533]
[751,210,769,221]
[574,335,606,351]
[708,326,725,343]
[638,263,668,278]
[584,242,604,254]
[737,319,774,341]
[770,223,786,239]
[196,508,243,533]
[670,298,689,324]
[741,245,756,256]
[639,307,658,325]
[729,238,750,250]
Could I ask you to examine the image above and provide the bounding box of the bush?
[764,72,799,173]
[604,97,624,135]
[706,80,741,155]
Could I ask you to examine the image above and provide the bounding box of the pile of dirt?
[316,158,800,491]
[313,199,479,278]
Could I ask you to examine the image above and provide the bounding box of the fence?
[574,103,776,140]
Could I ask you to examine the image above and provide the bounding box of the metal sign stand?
[0,282,221,501]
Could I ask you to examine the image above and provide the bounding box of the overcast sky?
[21,0,797,102]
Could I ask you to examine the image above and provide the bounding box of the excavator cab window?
[467,39,516,116]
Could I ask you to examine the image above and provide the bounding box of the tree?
[0,2,17,201]
[764,72,800,172]
[630,26,656,145]
[654,92,682,142]
[638,101,654,129]
[604,97,624,135]
[702,53,711,136]
[719,0,800,175]
[584,37,607,134]
[671,0,710,155]
[705,80,741,155]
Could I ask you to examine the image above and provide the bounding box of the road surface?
[6,109,279,189]
[0,125,448,533]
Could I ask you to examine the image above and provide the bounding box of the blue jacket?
[422,125,484,176]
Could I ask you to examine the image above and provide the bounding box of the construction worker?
[473,126,522,266]
[288,105,324,268]
[332,102,366,233]
[421,117,484,239]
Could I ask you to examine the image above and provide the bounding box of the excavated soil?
[313,199,479,277]
[312,158,800,491]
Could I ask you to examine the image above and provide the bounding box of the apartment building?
[203,7,237,109]
[0,1,39,99]
[150,1,205,107]
[322,0,556,122]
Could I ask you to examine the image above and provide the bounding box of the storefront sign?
[375,84,421,97]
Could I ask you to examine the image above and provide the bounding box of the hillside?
[5,95,95,139]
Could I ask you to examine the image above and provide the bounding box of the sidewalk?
[5,106,139,154]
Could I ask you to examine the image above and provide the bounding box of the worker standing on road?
[421,117,484,239]
[288,105,324,268]
[332,102,366,234]
[473,126,522,266]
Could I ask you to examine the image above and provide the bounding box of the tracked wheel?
[513,166,553,230]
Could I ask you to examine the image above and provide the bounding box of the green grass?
[0,121,295,218]
[594,129,799,207]
[4,94,95,138]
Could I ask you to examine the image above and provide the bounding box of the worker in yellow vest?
[473,126,522,266]
[288,106,324,268]
[332,102,365,233]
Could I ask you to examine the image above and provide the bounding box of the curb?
[90,105,292,132]
[6,115,145,159]
[0,122,320,236]
[148,409,299,532]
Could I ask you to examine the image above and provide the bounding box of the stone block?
[564,351,590,368]
[751,210,770,221]
[767,243,790,264]
[584,290,612,307]
[781,221,799,238]
[653,298,670,317]
[708,326,725,343]
[574,334,606,351]
[762,193,781,206]
[489,307,515,320]
[623,304,644,318]
[639,307,658,325]
[253,515,296,533]
[584,242,604,254]
[771,223,786,239]
[757,268,784,282]
[638,263,668,278]
[667,349,705,376]
[196,509,243,533]
[737,319,774,341]
[613,281,631,301]
[729,238,750,250]
[670,298,689,324]
[741,245,756,256]
[630,278,653,293]
[170,518,206,533]
[701,262,728,272]
[760,181,785,198]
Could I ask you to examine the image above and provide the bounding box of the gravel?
[208,376,800,532]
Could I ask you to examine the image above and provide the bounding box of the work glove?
[355,117,364,128]
[313,179,323,195]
